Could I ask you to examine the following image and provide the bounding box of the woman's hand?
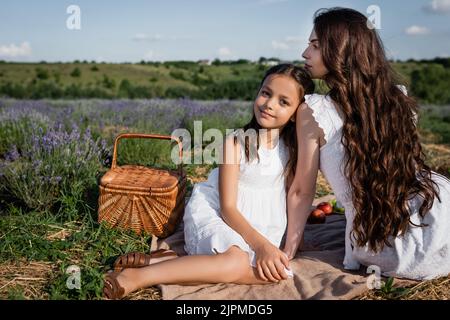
[282,234,304,260]
[281,246,296,261]
[253,241,291,282]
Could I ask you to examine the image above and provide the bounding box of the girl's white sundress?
[305,92,450,280]
[183,131,289,268]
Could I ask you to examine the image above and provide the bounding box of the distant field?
[0,61,267,100]
[0,61,264,84]
[1,59,449,103]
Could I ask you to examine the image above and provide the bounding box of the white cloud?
[270,36,305,52]
[142,50,164,61]
[423,0,450,14]
[405,25,430,36]
[144,50,154,60]
[271,40,289,50]
[0,42,32,58]
[284,36,304,43]
[132,33,164,42]
[218,47,232,57]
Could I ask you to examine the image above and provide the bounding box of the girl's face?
[302,29,329,79]
[254,74,301,130]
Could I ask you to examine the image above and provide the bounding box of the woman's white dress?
[305,93,450,280]
[183,132,290,268]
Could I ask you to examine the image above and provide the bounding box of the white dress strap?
[395,85,418,125]
[396,84,407,96]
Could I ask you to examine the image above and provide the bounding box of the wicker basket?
[98,133,186,238]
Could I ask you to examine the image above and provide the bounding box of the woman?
[283,7,450,280]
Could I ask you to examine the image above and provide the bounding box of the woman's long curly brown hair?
[313,7,440,252]
[236,64,314,180]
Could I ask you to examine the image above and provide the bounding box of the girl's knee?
[224,246,249,263]
[217,246,250,281]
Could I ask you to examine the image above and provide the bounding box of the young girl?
[103,64,315,299]
[283,7,450,280]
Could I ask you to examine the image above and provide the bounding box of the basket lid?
[100,165,184,192]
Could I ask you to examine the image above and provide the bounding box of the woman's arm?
[283,102,321,259]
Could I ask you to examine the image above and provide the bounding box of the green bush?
[200,79,260,100]
[0,82,26,98]
[411,64,450,104]
[36,68,49,80]
[165,86,195,98]
[169,70,187,81]
[70,67,81,78]
[102,74,115,89]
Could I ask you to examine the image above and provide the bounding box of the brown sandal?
[113,249,177,272]
[103,271,125,300]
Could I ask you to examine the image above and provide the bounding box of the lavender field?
[0,99,252,212]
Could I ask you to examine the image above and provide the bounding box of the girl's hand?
[254,241,291,282]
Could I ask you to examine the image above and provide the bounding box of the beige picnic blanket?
[151,196,417,300]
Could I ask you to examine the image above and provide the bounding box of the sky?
[0,0,449,62]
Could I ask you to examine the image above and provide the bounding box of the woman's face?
[302,29,329,79]
[254,74,300,130]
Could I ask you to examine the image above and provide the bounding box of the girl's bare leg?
[114,246,273,296]
[148,253,178,265]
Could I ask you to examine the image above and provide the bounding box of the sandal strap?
[113,249,177,272]
[103,273,125,299]
[150,249,177,259]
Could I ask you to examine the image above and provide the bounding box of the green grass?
[0,160,208,300]
[419,105,450,144]
[0,63,189,88]
[0,206,154,299]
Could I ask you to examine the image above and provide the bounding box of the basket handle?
[111,133,184,175]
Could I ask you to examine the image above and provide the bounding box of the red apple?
[311,209,325,218]
[307,209,326,224]
[317,202,333,215]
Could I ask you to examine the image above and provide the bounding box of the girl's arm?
[283,102,321,259]
[218,135,270,251]
[219,135,290,281]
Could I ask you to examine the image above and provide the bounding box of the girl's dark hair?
[235,64,315,180]
[313,7,440,252]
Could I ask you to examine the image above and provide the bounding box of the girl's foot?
[103,268,139,299]
[113,249,178,272]
[103,271,125,299]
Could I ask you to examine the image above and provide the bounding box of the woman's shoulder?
[396,84,407,96]
[302,94,342,142]
[304,93,335,109]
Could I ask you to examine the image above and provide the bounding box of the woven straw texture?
[98,133,186,238]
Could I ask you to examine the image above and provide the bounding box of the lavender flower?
[5,145,20,162]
